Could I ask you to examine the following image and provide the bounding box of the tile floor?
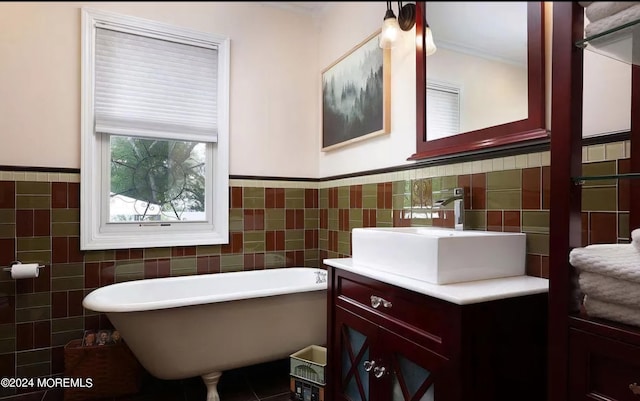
[6,359,292,401]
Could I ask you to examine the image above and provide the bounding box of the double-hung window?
[81,9,230,250]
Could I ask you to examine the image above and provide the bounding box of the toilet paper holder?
[2,261,45,272]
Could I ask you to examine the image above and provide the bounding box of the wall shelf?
[576,17,640,66]
[572,172,640,183]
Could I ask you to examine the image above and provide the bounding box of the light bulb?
[424,26,437,56]
[379,15,400,49]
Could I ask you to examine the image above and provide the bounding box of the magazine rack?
[63,339,143,401]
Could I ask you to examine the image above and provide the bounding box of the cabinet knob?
[630,383,640,395]
[363,360,376,372]
[370,295,392,309]
[373,366,387,378]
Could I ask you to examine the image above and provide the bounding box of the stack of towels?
[579,2,640,37]
[569,228,640,328]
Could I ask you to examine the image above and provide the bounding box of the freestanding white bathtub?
[82,267,328,401]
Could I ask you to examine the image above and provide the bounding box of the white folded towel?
[585,2,640,23]
[584,295,640,328]
[579,271,640,308]
[569,243,640,283]
[585,3,640,37]
[633,228,640,251]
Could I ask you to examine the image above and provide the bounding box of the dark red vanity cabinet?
[326,266,548,401]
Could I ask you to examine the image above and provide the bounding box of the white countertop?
[324,258,549,305]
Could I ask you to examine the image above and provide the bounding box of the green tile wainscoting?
[0,147,632,398]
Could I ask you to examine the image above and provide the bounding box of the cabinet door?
[570,328,640,401]
[378,326,450,401]
[333,306,381,401]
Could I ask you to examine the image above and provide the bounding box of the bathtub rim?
[82,267,327,313]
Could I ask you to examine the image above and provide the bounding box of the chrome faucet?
[315,271,327,284]
[433,187,465,230]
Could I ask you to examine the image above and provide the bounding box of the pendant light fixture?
[424,17,437,56]
[379,2,436,56]
[379,2,418,49]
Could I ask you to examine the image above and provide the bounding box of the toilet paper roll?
[11,263,40,279]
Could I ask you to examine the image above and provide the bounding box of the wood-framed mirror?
[409,1,547,161]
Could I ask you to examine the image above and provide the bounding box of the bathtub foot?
[201,371,223,401]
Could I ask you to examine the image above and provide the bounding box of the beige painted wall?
[0,1,319,177]
[316,3,554,178]
[0,2,631,178]
[317,2,417,178]
[583,48,631,137]
[582,11,632,138]
[316,2,631,177]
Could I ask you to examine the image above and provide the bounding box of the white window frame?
[80,8,230,250]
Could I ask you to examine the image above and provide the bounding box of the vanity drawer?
[333,269,457,355]
[569,328,640,401]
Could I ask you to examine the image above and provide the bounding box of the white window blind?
[426,83,460,141]
[94,27,219,142]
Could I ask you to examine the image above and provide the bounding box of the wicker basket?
[63,339,143,401]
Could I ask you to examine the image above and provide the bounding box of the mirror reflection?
[425,2,528,141]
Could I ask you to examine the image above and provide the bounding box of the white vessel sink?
[351,227,526,284]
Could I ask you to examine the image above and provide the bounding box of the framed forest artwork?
[321,30,391,151]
